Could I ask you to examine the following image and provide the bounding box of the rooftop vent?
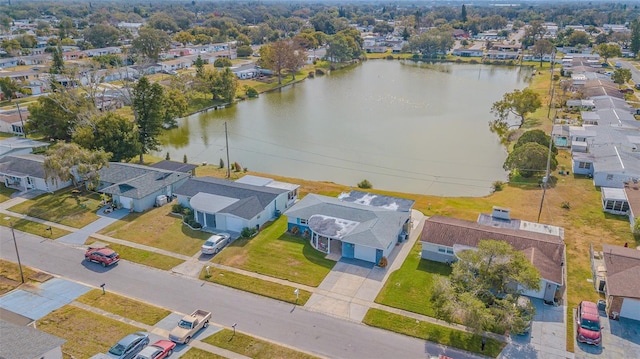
[491,206,511,221]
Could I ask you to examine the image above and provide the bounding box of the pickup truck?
[168,309,211,344]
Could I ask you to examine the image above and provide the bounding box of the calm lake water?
[158,61,530,197]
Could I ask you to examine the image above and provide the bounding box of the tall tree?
[595,43,622,64]
[611,68,632,85]
[73,113,140,162]
[26,93,91,141]
[50,45,65,74]
[325,33,354,63]
[531,39,555,67]
[0,77,20,102]
[490,88,542,130]
[43,141,111,189]
[432,240,540,334]
[132,27,171,62]
[162,88,188,128]
[194,55,205,78]
[514,130,557,155]
[83,23,121,48]
[504,142,557,178]
[259,40,292,84]
[461,4,468,23]
[630,20,640,58]
[132,77,164,163]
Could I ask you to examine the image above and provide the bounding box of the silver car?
[201,233,230,255]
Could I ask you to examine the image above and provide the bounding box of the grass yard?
[363,308,505,358]
[199,266,311,305]
[0,214,71,239]
[86,237,185,270]
[203,329,319,359]
[181,348,227,359]
[98,204,210,256]
[211,216,336,287]
[76,289,171,326]
[375,247,452,317]
[0,185,16,202]
[36,306,143,358]
[0,259,44,295]
[8,188,102,228]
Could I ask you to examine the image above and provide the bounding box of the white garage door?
[226,216,245,232]
[119,197,133,210]
[620,298,640,321]
[354,245,376,263]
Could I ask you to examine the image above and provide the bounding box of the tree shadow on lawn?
[277,234,336,270]
[416,259,452,276]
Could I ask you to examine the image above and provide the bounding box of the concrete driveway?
[500,298,573,359]
[574,311,640,359]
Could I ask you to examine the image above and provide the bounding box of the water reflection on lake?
[158,61,530,197]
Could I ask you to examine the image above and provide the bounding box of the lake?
[158,60,530,197]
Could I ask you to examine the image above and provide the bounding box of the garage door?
[226,216,245,232]
[354,245,376,263]
[620,298,640,321]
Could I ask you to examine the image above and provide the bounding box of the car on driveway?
[135,339,176,359]
[620,88,634,94]
[85,247,120,267]
[201,233,231,255]
[576,300,603,346]
[108,332,150,359]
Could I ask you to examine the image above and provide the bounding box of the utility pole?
[538,50,557,223]
[5,218,25,283]
[16,102,26,138]
[225,121,230,179]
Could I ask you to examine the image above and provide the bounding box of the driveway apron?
[57,208,129,245]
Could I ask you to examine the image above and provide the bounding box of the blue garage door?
[342,242,354,258]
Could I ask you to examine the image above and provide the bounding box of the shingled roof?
[602,244,640,299]
[0,154,46,178]
[421,215,565,285]
[0,320,66,359]
[98,163,188,199]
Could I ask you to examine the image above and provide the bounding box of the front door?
[342,242,354,258]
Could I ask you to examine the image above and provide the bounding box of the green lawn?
[98,204,210,256]
[199,266,311,305]
[203,329,319,359]
[181,348,227,359]
[87,237,185,270]
[211,216,336,287]
[0,185,16,203]
[76,289,171,326]
[375,243,452,317]
[37,306,143,358]
[8,188,102,228]
[0,214,71,239]
[364,308,505,358]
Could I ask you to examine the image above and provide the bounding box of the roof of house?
[0,154,45,178]
[624,181,640,218]
[0,137,48,157]
[602,244,640,299]
[421,215,565,284]
[149,160,198,173]
[98,163,188,200]
[284,194,409,249]
[0,320,66,359]
[601,187,627,201]
[174,176,287,219]
[337,190,415,212]
[235,175,299,191]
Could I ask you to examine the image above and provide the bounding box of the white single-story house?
[174,175,299,233]
[420,208,565,302]
[0,320,66,359]
[601,244,640,321]
[284,191,414,264]
[0,154,72,193]
[96,163,190,212]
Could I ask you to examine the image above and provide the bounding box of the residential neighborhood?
[1,1,640,359]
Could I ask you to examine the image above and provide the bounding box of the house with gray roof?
[284,192,413,264]
[96,163,190,212]
[174,176,298,233]
[0,154,72,193]
[149,160,198,176]
[0,320,66,359]
[420,208,565,302]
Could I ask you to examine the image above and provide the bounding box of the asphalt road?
[0,226,485,359]
[619,58,640,83]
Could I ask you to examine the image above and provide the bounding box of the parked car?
[635,83,640,90]
[85,247,120,267]
[620,88,634,94]
[107,332,150,359]
[576,301,603,346]
[200,233,231,255]
[135,340,176,359]
[169,309,212,344]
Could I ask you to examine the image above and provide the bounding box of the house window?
[605,201,614,210]
[606,174,614,181]
[438,247,451,254]
[579,162,591,169]
[447,248,454,254]
[300,218,307,225]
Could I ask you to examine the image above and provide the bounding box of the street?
[0,226,484,359]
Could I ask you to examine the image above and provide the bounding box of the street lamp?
[4,217,25,283]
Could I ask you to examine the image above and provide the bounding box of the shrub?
[385,55,394,60]
[241,227,258,238]
[290,226,299,235]
[214,58,232,67]
[469,59,479,64]
[165,152,171,160]
[308,71,315,78]
[492,181,505,192]
[183,208,193,217]
[315,68,325,76]
[219,158,225,169]
[183,154,188,163]
[561,201,571,210]
[357,179,372,189]
[245,86,258,98]
[172,204,185,214]
[233,162,242,172]
[378,256,388,268]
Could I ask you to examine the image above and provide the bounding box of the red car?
[135,340,176,359]
[85,247,120,267]
[576,301,603,346]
